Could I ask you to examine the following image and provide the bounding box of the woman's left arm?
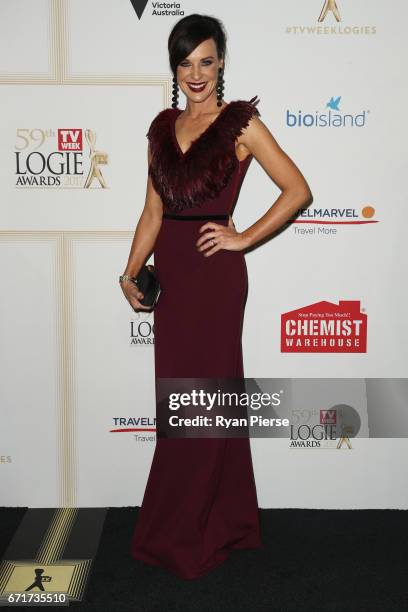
[196,114,312,255]
[237,114,312,249]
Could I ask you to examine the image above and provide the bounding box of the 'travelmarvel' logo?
[281,300,367,353]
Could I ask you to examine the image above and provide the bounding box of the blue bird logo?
[327,96,341,111]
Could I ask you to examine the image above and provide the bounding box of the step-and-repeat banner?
[1,1,407,508]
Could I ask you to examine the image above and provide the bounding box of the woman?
[120,14,311,580]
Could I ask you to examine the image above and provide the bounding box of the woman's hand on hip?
[196,216,249,256]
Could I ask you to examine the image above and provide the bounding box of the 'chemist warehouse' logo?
[281,300,367,353]
[14,128,109,189]
[286,96,369,129]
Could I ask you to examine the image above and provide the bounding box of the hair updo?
[168,13,228,75]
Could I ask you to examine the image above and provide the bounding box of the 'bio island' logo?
[15,128,109,189]
[286,95,369,129]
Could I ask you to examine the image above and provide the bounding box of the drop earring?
[216,66,224,107]
[172,75,179,109]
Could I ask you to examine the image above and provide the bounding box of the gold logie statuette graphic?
[84,129,109,189]
[336,425,353,449]
[318,0,341,22]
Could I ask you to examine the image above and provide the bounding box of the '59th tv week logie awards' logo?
[14,128,109,189]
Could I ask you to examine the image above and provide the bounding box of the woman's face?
[176,38,223,105]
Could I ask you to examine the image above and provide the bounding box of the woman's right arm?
[120,143,163,311]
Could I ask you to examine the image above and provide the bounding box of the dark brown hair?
[168,13,227,75]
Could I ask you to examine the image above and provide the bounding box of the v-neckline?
[171,102,231,158]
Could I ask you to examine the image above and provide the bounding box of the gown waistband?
[163,213,229,221]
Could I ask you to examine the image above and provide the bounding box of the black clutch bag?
[133,264,161,308]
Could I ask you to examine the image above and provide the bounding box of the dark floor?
[1,507,408,611]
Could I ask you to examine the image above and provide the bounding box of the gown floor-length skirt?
[130,99,263,580]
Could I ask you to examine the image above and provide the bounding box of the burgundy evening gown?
[130,96,262,580]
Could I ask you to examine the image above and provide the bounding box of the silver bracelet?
[119,274,136,284]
